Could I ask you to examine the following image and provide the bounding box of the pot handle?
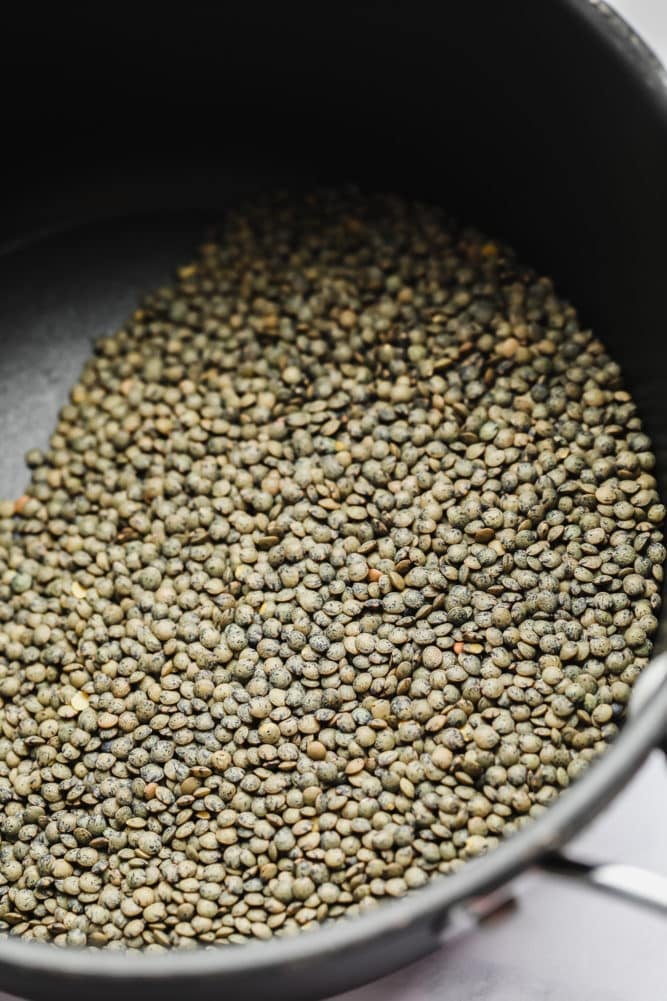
[437,852,667,945]
[539,852,667,914]
[436,853,667,947]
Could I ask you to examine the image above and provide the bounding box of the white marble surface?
[1,3,666,1001]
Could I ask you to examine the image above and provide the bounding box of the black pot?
[1,2,667,999]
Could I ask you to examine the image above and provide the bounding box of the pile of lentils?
[0,190,663,951]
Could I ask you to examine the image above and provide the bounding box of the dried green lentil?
[0,190,663,951]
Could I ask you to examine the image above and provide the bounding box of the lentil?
[0,191,662,951]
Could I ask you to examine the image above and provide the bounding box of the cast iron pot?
[1,2,667,999]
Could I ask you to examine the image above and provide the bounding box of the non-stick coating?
[1,2,667,1000]
[1,215,214,497]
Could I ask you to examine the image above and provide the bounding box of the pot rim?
[1,0,666,985]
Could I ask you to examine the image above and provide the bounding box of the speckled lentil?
[0,190,663,951]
